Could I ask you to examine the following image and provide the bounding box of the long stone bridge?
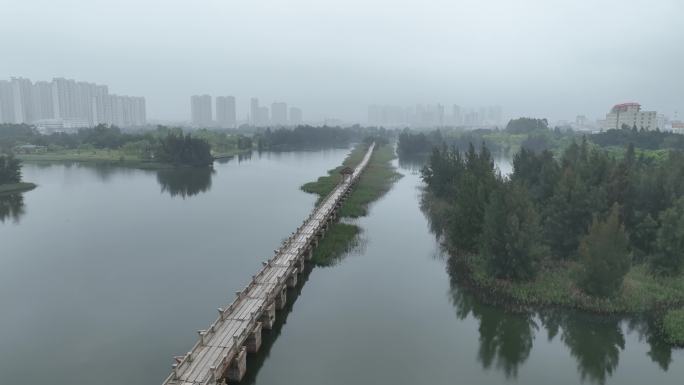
[162,143,375,385]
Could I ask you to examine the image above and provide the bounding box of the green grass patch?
[0,182,36,195]
[458,249,684,314]
[303,143,401,265]
[301,143,370,201]
[662,309,684,346]
[17,149,178,170]
[311,223,362,266]
[339,144,402,218]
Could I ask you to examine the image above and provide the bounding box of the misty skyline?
[2,0,682,123]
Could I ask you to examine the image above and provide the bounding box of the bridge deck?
[162,143,375,385]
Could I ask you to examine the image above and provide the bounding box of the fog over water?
[1,0,682,122]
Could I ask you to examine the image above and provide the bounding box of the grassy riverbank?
[423,191,684,344]
[0,182,37,195]
[17,150,177,170]
[302,142,401,265]
[17,148,242,169]
[301,144,370,201]
[310,223,361,266]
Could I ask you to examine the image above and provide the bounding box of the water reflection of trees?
[551,313,625,385]
[156,167,214,198]
[445,254,675,384]
[448,258,536,379]
[626,317,673,371]
[397,153,429,173]
[428,186,674,384]
[0,193,26,223]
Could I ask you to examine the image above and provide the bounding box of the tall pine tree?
[577,204,630,297]
[481,183,544,280]
[651,197,684,275]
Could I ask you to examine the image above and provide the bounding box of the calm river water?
[0,149,682,385]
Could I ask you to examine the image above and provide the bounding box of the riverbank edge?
[16,155,231,170]
[421,190,684,346]
[0,182,37,195]
[302,143,402,266]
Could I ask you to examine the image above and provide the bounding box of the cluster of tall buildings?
[0,77,146,130]
[250,98,302,127]
[190,95,303,128]
[367,104,502,127]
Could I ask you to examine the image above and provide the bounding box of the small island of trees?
[0,154,35,194]
[422,139,684,345]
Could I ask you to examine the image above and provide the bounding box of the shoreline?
[16,155,226,170]
[0,182,37,195]
[422,191,684,346]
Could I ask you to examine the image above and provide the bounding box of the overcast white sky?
[1,0,682,123]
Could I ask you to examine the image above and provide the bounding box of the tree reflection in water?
[445,245,674,384]
[0,193,26,223]
[556,314,625,385]
[448,258,536,379]
[626,317,673,371]
[156,167,214,198]
[424,183,678,384]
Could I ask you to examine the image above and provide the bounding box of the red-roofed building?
[603,102,658,130]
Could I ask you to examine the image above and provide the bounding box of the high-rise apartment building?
[0,80,16,123]
[603,102,658,130]
[191,94,213,127]
[271,102,287,126]
[216,96,236,128]
[452,105,462,125]
[257,107,269,126]
[0,77,145,128]
[250,98,259,126]
[289,107,303,125]
[11,77,35,123]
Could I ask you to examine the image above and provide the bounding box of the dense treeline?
[593,127,684,151]
[422,139,684,297]
[256,125,347,150]
[0,124,214,167]
[505,117,549,134]
[0,154,22,185]
[398,129,504,156]
[153,133,213,166]
[397,119,579,158]
[255,125,391,151]
[0,123,148,151]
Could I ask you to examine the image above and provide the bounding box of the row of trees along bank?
[0,124,214,167]
[422,139,684,304]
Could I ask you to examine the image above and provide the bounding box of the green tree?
[480,183,544,280]
[543,168,593,259]
[153,133,213,167]
[0,154,22,184]
[577,204,630,297]
[449,172,486,252]
[651,197,684,275]
[630,211,658,262]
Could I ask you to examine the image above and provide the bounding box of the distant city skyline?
[0,76,146,130]
[190,95,304,127]
[368,104,503,127]
[1,75,680,130]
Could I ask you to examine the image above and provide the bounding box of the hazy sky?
[1,0,682,123]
